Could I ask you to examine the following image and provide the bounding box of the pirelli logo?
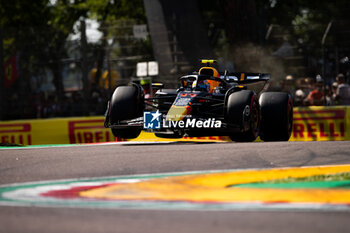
[68,120,122,144]
[0,123,32,145]
[292,109,346,140]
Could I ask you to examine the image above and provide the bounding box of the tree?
[0,0,151,119]
[79,0,148,85]
[219,0,260,46]
[0,0,88,118]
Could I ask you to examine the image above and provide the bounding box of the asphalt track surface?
[1,141,350,233]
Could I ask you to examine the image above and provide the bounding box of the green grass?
[230,172,350,189]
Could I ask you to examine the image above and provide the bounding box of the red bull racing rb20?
[104,60,293,142]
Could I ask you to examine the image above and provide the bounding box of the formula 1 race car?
[104,60,293,142]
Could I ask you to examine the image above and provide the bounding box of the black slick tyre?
[226,90,260,142]
[109,86,143,139]
[259,92,293,141]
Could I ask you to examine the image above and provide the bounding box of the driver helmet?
[197,80,210,92]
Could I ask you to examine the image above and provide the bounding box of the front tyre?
[109,86,143,139]
[259,92,293,141]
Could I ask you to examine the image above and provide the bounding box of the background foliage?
[0,0,349,119]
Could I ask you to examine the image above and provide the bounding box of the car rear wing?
[220,72,270,84]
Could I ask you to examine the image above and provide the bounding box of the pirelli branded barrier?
[291,106,349,141]
[0,106,349,146]
[0,117,112,145]
[0,116,227,145]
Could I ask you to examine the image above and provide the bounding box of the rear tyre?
[109,86,143,139]
[226,90,260,142]
[259,92,293,141]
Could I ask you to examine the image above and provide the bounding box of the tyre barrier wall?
[0,106,349,146]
